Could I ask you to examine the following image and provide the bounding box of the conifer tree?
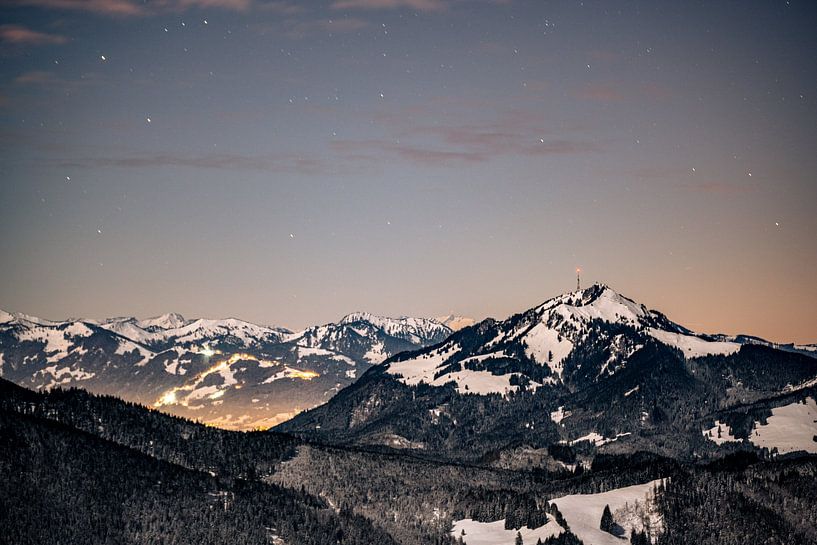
[600,504,614,533]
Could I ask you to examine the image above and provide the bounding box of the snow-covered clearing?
[451,515,563,545]
[550,479,663,545]
[702,398,817,454]
[751,397,817,454]
[647,328,740,358]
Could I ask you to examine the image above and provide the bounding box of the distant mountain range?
[278,284,817,465]
[0,309,451,430]
[2,284,815,443]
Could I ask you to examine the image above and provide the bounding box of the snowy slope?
[450,516,563,545]
[288,312,451,364]
[550,479,664,545]
[648,328,739,358]
[704,397,817,454]
[750,397,817,454]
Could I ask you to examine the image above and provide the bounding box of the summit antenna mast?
[576,268,581,291]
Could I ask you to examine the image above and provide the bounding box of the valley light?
[287,369,320,380]
[157,390,178,406]
[151,352,318,413]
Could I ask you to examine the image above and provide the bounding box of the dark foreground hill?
[0,405,397,545]
[1,377,817,545]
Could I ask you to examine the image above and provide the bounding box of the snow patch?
[450,515,564,545]
[38,365,96,389]
[569,432,631,446]
[435,369,534,396]
[386,344,457,386]
[298,346,355,365]
[523,323,573,378]
[702,420,742,445]
[551,406,570,424]
[648,328,740,358]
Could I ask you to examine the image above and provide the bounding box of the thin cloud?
[6,0,254,16]
[0,24,68,45]
[405,116,599,157]
[284,17,369,39]
[331,107,601,167]
[14,70,61,85]
[680,181,756,195]
[331,0,448,11]
[332,123,599,167]
[171,0,253,11]
[576,83,625,103]
[587,49,622,63]
[257,1,305,15]
[8,0,145,16]
[57,151,326,173]
[331,139,484,165]
[331,0,510,11]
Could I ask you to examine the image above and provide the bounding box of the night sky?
[1,0,815,343]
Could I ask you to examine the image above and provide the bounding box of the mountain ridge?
[0,308,452,430]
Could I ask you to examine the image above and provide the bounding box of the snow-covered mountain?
[96,314,292,351]
[288,312,451,364]
[0,309,450,430]
[436,314,477,331]
[137,312,190,330]
[385,284,742,395]
[278,284,817,463]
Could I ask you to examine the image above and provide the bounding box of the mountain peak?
[436,315,477,331]
[0,309,14,324]
[339,311,389,325]
[535,283,646,326]
[339,312,446,330]
[137,313,189,330]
